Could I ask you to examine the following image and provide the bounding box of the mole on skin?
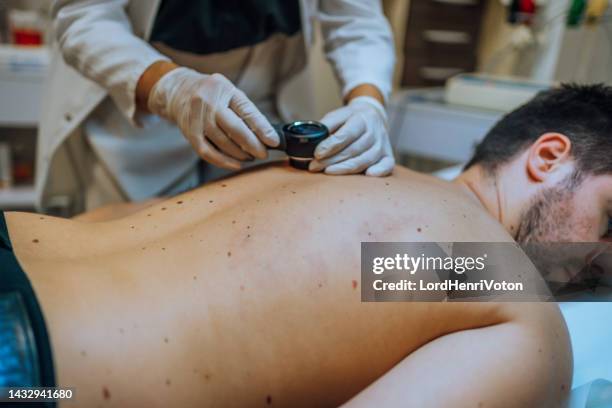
[102,387,111,400]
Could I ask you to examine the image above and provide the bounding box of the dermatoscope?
[271,121,329,170]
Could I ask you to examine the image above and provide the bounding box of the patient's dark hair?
[465,83,612,175]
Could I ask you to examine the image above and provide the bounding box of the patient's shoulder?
[408,169,511,242]
[212,163,513,243]
[327,166,513,243]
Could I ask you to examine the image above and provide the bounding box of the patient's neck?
[454,165,520,239]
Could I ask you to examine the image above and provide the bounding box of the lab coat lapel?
[300,0,315,49]
[126,0,161,39]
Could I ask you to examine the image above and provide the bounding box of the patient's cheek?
[570,214,602,242]
[542,200,596,242]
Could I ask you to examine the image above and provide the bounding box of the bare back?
[7,163,564,407]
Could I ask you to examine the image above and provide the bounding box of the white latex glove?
[309,96,395,176]
[147,67,280,170]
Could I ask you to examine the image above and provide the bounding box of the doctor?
[36,0,395,213]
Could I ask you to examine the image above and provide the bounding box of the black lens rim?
[283,121,328,139]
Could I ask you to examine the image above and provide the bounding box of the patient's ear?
[526,133,572,182]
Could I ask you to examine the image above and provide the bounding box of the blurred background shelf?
[0,44,47,211]
[0,44,49,127]
[0,185,35,208]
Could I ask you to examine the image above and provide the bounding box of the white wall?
[383,0,410,88]
[554,12,612,84]
[477,0,612,85]
[477,0,570,81]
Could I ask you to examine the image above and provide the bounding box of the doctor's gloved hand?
[147,67,280,170]
[309,96,395,176]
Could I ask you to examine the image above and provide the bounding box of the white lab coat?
[36,0,394,213]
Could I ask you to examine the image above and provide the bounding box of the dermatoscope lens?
[281,121,329,169]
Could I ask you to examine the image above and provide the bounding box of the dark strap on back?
[0,212,11,250]
[0,213,56,407]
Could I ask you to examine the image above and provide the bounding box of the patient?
[3,84,612,407]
